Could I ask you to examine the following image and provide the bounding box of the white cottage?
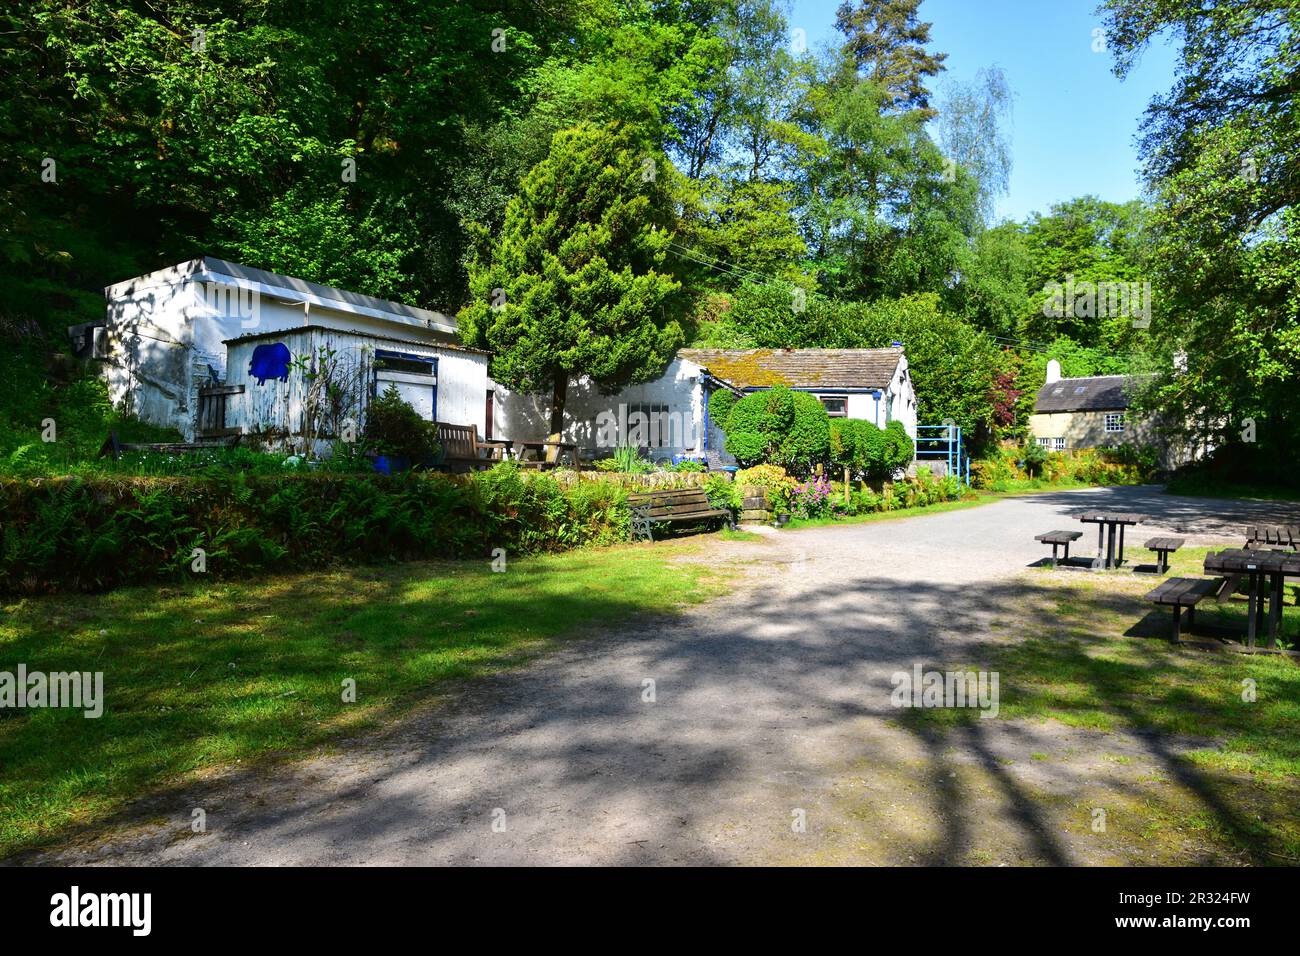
[493,347,918,464]
[87,258,490,444]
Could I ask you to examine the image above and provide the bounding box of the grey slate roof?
[1034,375,1148,413]
[678,348,902,390]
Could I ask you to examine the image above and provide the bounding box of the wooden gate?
[197,384,244,438]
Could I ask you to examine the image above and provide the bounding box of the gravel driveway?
[34,485,1286,866]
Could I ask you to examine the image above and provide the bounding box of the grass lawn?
[0,540,735,858]
[909,545,1300,862]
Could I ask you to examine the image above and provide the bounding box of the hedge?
[0,463,632,594]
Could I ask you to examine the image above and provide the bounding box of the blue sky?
[788,0,1182,221]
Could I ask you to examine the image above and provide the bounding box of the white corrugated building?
[494,347,918,464]
[87,258,489,444]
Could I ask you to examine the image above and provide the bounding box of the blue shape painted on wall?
[248,342,291,385]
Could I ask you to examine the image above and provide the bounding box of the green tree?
[935,67,1013,224]
[834,0,947,119]
[1102,0,1300,476]
[459,124,684,434]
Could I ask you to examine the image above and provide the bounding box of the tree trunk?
[549,370,567,437]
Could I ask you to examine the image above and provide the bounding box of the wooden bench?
[1246,525,1298,550]
[1145,576,1224,642]
[1143,536,1184,574]
[98,430,241,460]
[1035,530,1082,568]
[627,487,732,541]
[436,422,509,472]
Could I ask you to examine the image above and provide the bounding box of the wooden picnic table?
[1078,511,1147,570]
[510,439,580,469]
[1203,548,1300,649]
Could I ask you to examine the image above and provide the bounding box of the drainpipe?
[303,300,311,326]
[702,383,709,451]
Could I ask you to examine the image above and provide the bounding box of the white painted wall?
[102,260,463,440]
[493,357,708,461]
[493,350,920,464]
[224,327,489,444]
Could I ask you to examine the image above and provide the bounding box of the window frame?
[818,394,849,418]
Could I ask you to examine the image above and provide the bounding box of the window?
[819,395,848,417]
[1037,437,1065,451]
[885,393,895,421]
[1104,413,1126,433]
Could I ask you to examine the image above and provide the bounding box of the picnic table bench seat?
[1246,525,1299,550]
[1035,530,1082,568]
[1143,536,1185,574]
[627,487,732,541]
[1145,576,1225,642]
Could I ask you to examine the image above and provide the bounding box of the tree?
[1018,196,1153,349]
[834,0,947,119]
[935,67,1013,224]
[793,56,979,301]
[458,123,684,434]
[1101,0,1299,474]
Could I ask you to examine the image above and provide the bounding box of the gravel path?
[33,485,1281,866]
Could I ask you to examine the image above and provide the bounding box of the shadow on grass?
[5,527,1298,865]
[0,543,731,859]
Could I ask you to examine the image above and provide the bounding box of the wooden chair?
[436,422,508,472]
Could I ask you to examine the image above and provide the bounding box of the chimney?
[1045,359,1062,384]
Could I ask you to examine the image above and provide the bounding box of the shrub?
[790,475,834,518]
[702,473,741,515]
[0,463,634,594]
[735,464,797,512]
[831,418,913,478]
[722,385,829,474]
[706,388,737,432]
[970,445,1155,490]
[1021,440,1048,477]
[365,386,441,461]
[595,445,655,474]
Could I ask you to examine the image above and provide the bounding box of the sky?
[788,0,1182,222]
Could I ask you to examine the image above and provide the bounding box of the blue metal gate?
[915,424,970,485]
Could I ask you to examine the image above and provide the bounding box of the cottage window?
[1104,413,1126,433]
[819,395,848,417]
[1037,436,1066,451]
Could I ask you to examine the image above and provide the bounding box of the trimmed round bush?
[722,385,829,474]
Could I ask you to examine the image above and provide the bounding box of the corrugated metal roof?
[104,257,456,333]
[1034,375,1148,412]
[678,348,902,390]
[201,257,454,330]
